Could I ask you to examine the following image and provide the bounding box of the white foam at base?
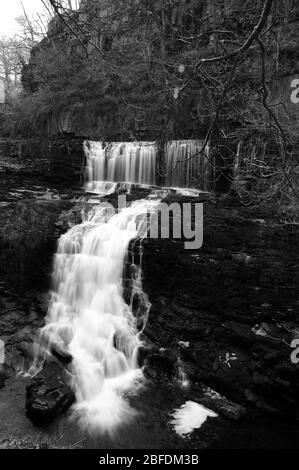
[31,198,159,434]
[171,401,218,437]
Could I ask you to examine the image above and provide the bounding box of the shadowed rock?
[144,348,179,378]
[50,345,73,365]
[200,387,246,421]
[26,361,75,424]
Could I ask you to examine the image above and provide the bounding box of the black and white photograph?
[0,0,298,457]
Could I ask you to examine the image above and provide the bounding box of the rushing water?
[29,137,210,433]
[32,196,159,433]
[165,140,211,190]
[84,141,157,190]
[84,139,211,190]
[171,402,218,437]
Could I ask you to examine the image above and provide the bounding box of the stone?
[143,366,159,380]
[217,402,246,421]
[137,345,158,368]
[16,341,36,360]
[145,348,179,378]
[50,345,73,365]
[0,369,8,390]
[26,361,75,424]
[136,197,299,417]
[201,387,246,421]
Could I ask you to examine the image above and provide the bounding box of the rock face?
[199,386,246,421]
[0,194,83,390]
[26,361,75,424]
[0,137,85,183]
[19,1,299,142]
[134,196,299,418]
[0,180,298,424]
[0,198,83,289]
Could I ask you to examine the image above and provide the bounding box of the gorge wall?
[1,187,299,421]
[136,197,299,417]
[0,137,85,183]
[18,0,299,143]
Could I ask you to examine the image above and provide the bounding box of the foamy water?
[84,139,211,190]
[84,141,157,187]
[171,401,218,437]
[28,138,210,434]
[33,198,159,433]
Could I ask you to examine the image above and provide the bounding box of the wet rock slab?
[200,387,246,421]
[138,197,299,418]
[26,361,75,424]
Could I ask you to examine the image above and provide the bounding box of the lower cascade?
[30,197,159,432]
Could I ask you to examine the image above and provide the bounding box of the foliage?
[2,0,299,203]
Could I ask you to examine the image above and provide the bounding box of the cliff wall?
[18,0,299,141]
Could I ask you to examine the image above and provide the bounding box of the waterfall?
[84,141,117,195]
[32,197,159,432]
[84,141,157,191]
[165,140,211,190]
[107,143,156,185]
[84,139,212,191]
[29,136,210,431]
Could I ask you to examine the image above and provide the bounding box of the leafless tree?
[21,0,299,206]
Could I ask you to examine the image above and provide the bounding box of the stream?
[0,141,298,449]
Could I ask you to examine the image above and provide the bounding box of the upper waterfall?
[84,140,212,191]
[84,141,157,192]
[165,140,211,190]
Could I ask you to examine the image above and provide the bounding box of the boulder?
[144,347,179,378]
[26,361,75,424]
[50,345,73,365]
[201,387,246,421]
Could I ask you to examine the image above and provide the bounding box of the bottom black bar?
[1,449,297,467]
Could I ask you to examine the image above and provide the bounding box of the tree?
[16,0,299,205]
[0,37,26,100]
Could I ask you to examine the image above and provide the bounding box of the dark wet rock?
[26,361,75,424]
[132,197,299,418]
[144,348,179,379]
[0,290,46,385]
[0,368,8,390]
[215,401,246,421]
[16,341,36,360]
[200,387,246,421]
[232,253,252,266]
[0,198,84,290]
[0,200,69,289]
[137,344,158,368]
[50,345,73,365]
[0,137,85,184]
[143,366,159,380]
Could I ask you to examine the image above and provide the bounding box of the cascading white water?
[84,139,211,191]
[165,140,211,190]
[33,197,159,433]
[84,141,118,195]
[107,143,156,185]
[84,141,157,191]
[28,138,211,434]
